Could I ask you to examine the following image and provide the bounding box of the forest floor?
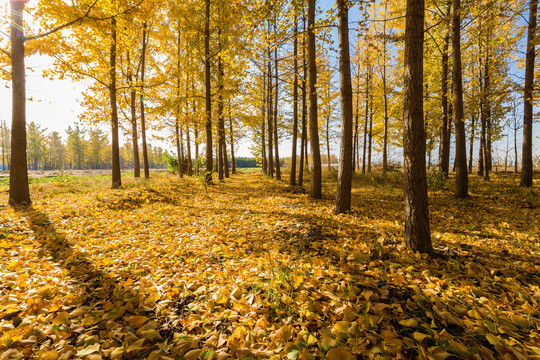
[0,170,539,360]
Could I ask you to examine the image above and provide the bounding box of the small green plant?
[163,152,178,174]
[427,167,447,190]
[386,161,402,173]
[194,156,211,194]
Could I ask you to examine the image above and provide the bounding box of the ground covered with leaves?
[0,170,539,360]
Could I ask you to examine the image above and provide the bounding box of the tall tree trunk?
[514,103,519,174]
[468,114,475,173]
[191,79,199,161]
[299,18,307,187]
[299,79,306,187]
[368,94,373,173]
[140,22,150,180]
[382,0,390,173]
[403,0,432,253]
[262,71,267,175]
[267,34,274,179]
[290,15,299,186]
[9,1,31,204]
[194,124,199,158]
[1,120,5,171]
[353,72,360,172]
[262,110,267,174]
[452,0,468,198]
[478,36,485,176]
[204,0,213,184]
[362,67,369,175]
[274,37,281,181]
[304,125,309,168]
[335,0,354,214]
[308,0,322,198]
[110,18,122,189]
[229,103,236,174]
[223,131,229,177]
[217,32,225,181]
[326,114,331,170]
[128,51,140,178]
[222,96,229,178]
[176,119,183,178]
[438,1,451,177]
[176,26,183,179]
[186,122,192,176]
[425,84,432,168]
[482,49,490,181]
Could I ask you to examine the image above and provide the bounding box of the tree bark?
[483,48,490,181]
[381,0,390,173]
[110,18,122,189]
[194,122,199,159]
[438,1,451,177]
[403,0,432,253]
[299,17,307,187]
[176,26,183,179]
[9,1,31,204]
[353,70,360,172]
[217,33,225,181]
[334,0,354,214]
[290,15,299,186]
[261,71,267,175]
[229,103,236,174]
[452,0,468,198]
[204,0,213,184]
[127,51,140,178]
[186,122,192,176]
[468,114,475,173]
[223,102,229,178]
[368,94,373,173]
[362,65,369,175]
[274,33,281,181]
[140,22,149,180]
[308,0,321,198]
[513,103,519,174]
[267,32,274,179]
[175,119,183,178]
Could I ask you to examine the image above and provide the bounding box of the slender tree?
[335,0,354,214]
[520,0,537,187]
[308,0,322,199]
[403,0,432,252]
[438,1,451,177]
[204,0,213,183]
[452,0,468,198]
[273,28,281,181]
[110,17,122,189]
[290,14,299,186]
[127,50,141,178]
[217,30,225,181]
[140,22,150,179]
[9,0,31,204]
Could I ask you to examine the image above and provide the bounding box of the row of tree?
[0,121,167,171]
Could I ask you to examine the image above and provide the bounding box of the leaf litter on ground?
[0,171,538,359]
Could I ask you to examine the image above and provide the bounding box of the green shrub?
[427,167,447,190]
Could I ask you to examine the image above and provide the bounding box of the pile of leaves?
[0,172,539,359]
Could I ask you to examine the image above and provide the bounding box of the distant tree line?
[0,121,167,171]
